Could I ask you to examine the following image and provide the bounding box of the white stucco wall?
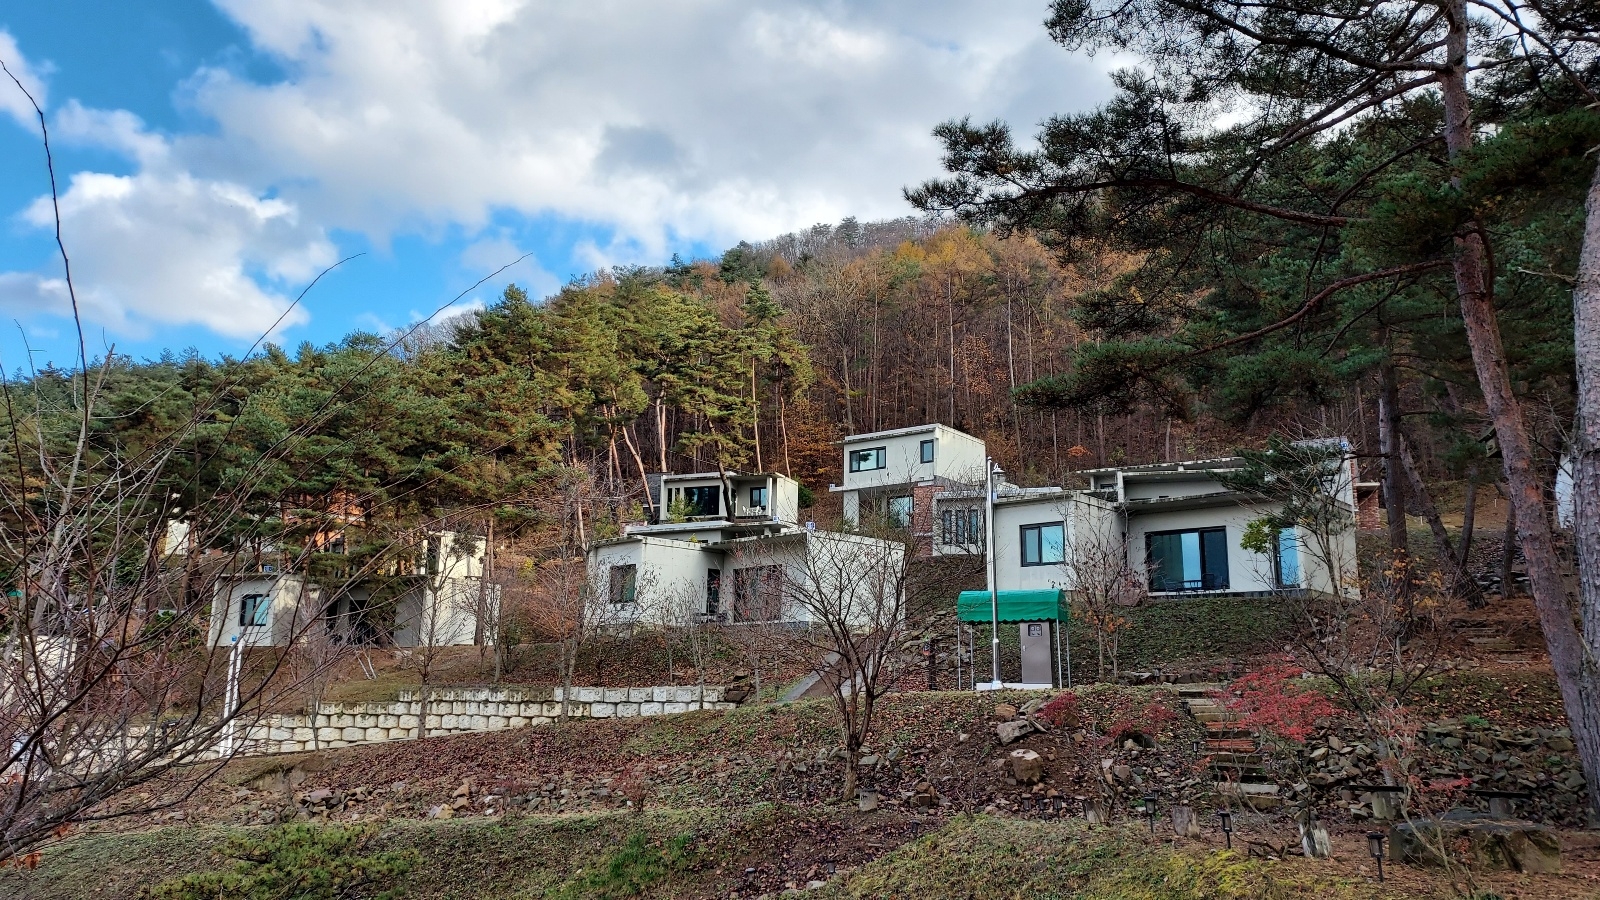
[838,424,987,492]
[209,575,320,648]
[591,537,724,626]
[1125,505,1280,595]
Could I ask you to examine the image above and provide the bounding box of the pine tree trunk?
[1570,149,1600,817]
[1397,427,1480,602]
[1441,1,1600,816]
[1377,360,1409,556]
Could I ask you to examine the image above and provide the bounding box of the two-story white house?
[589,470,904,628]
[830,424,988,536]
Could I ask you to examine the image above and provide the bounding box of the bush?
[152,824,417,900]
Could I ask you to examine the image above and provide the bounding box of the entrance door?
[1018,621,1052,686]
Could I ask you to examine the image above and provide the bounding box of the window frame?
[706,568,722,615]
[1144,526,1231,592]
[919,439,935,464]
[682,485,720,517]
[609,564,639,606]
[1019,522,1066,567]
[749,485,768,509]
[847,446,886,473]
[887,495,913,528]
[941,508,983,546]
[239,592,270,628]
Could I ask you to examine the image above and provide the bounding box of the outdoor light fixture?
[1142,794,1158,833]
[1367,831,1386,881]
[1192,739,1202,755]
[1217,809,1233,849]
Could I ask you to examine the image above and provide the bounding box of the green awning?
[957,589,1068,624]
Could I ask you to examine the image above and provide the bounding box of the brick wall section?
[911,482,940,557]
[225,685,734,757]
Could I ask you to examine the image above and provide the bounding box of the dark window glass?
[1020,523,1065,566]
[683,486,719,517]
[848,447,886,472]
[941,508,983,545]
[920,439,934,464]
[609,564,638,605]
[239,593,269,627]
[1146,527,1230,591]
[706,569,721,615]
[888,495,913,527]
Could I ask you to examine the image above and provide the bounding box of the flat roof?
[835,423,980,445]
[1074,457,1244,477]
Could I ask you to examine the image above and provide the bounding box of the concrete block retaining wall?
[231,685,733,756]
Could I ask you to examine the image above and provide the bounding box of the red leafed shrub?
[1038,692,1080,729]
[1221,663,1336,745]
[1103,701,1181,746]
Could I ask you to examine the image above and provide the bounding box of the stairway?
[1176,684,1281,811]
[1455,621,1532,664]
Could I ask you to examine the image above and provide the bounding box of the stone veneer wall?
[231,685,733,756]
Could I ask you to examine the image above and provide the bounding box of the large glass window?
[920,439,935,464]
[941,508,983,545]
[609,564,638,605]
[749,486,768,509]
[1020,522,1065,566]
[888,495,913,528]
[239,593,269,627]
[848,447,886,472]
[1276,528,1301,588]
[682,485,719,517]
[1146,528,1230,591]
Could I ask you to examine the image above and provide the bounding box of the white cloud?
[3,4,1114,345]
[15,166,332,340]
[0,31,48,128]
[184,0,1111,252]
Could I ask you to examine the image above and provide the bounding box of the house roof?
[835,422,978,445]
[1073,457,1244,477]
[957,589,1068,623]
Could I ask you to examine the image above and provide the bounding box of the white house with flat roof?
[830,423,987,531]
[922,443,1358,601]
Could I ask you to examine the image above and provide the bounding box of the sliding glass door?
[1146,527,1229,591]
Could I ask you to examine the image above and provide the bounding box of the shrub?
[151,824,417,900]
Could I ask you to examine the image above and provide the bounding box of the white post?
[221,632,244,755]
[986,459,1002,688]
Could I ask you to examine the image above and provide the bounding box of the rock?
[1020,697,1047,716]
[452,779,474,799]
[858,754,880,768]
[303,788,333,806]
[1112,765,1133,784]
[1327,735,1346,753]
[1547,737,1575,752]
[1392,811,1561,873]
[1010,749,1045,784]
[996,720,1035,745]
[994,703,1019,720]
[857,791,879,812]
[428,804,454,820]
[1171,805,1202,838]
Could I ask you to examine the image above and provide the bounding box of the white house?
[588,468,903,628]
[209,530,494,649]
[922,441,1359,601]
[830,424,987,530]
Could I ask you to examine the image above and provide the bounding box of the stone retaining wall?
[232,685,733,756]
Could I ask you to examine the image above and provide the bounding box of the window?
[888,495,913,528]
[941,508,983,545]
[733,565,784,622]
[1146,527,1230,592]
[848,446,886,472]
[609,564,638,605]
[239,593,269,627]
[1020,523,1065,566]
[749,486,768,509]
[706,569,722,615]
[920,439,935,464]
[682,485,719,517]
[1275,528,1301,588]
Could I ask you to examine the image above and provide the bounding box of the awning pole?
[1054,620,1063,689]
[986,458,1001,688]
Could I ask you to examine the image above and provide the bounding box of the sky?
[0,1,1113,369]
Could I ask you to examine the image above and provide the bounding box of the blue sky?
[0,1,1110,369]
